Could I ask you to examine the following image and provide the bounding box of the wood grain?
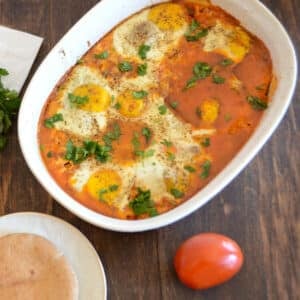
[0,1,299,299]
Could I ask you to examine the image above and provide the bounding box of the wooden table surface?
[0,1,299,299]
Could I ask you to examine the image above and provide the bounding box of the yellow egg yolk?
[204,21,250,63]
[148,3,187,31]
[72,84,111,112]
[85,169,122,204]
[199,99,220,123]
[117,91,146,118]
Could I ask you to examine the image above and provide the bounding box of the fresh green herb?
[167,152,175,161]
[131,132,140,152]
[84,140,111,163]
[170,188,184,198]
[65,140,110,164]
[220,59,234,66]
[109,184,119,192]
[193,62,212,79]
[65,140,89,164]
[201,137,210,147]
[0,68,21,150]
[142,127,152,143]
[200,160,211,179]
[184,165,196,173]
[247,96,268,110]
[94,50,109,60]
[184,62,212,90]
[138,44,151,60]
[170,101,178,109]
[224,113,232,122]
[135,149,155,159]
[76,59,84,65]
[102,123,121,147]
[129,188,158,217]
[99,189,108,201]
[44,113,63,128]
[118,61,133,72]
[114,102,121,110]
[158,105,167,115]
[212,74,225,84]
[132,90,148,99]
[47,151,53,158]
[132,131,154,158]
[0,68,9,76]
[99,184,119,201]
[161,139,173,147]
[68,93,89,107]
[184,77,198,90]
[185,19,208,42]
[137,63,148,76]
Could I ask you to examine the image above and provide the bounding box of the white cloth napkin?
[0,25,43,92]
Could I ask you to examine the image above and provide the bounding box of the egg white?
[113,9,187,62]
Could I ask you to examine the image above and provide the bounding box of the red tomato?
[174,233,244,290]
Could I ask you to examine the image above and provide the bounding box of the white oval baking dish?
[18,0,297,232]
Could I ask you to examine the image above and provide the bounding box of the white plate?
[18,0,297,232]
[0,212,107,300]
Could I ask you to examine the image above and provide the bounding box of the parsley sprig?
[184,62,212,90]
[185,19,208,42]
[247,96,268,111]
[0,68,21,150]
[129,188,158,217]
[65,140,111,164]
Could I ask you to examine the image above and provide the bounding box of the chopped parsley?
[201,137,210,147]
[200,160,211,179]
[129,188,158,217]
[142,127,152,143]
[68,93,89,107]
[137,63,148,76]
[118,61,133,72]
[47,151,53,158]
[247,96,268,110]
[170,101,178,109]
[94,50,109,59]
[84,140,111,162]
[65,140,110,164]
[220,59,234,66]
[193,62,212,79]
[167,152,175,161]
[212,74,225,84]
[135,149,155,159]
[44,113,63,128]
[170,188,184,199]
[184,77,198,90]
[161,139,173,147]
[98,185,119,202]
[65,140,89,164]
[184,62,212,90]
[185,19,208,42]
[158,105,167,115]
[184,165,196,173]
[132,90,148,99]
[0,68,21,150]
[114,102,121,110]
[102,123,121,147]
[132,132,154,159]
[138,44,151,60]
